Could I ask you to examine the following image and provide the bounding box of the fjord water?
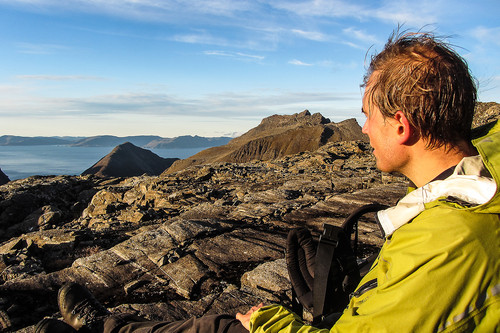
[0,145,205,180]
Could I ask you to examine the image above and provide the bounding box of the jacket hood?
[377,120,500,236]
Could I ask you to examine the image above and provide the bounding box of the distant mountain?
[145,135,232,149]
[165,110,367,174]
[81,142,179,177]
[0,134,233,149]
[70,135,163,147]
[0,135,74,146]
[0,168,9,185]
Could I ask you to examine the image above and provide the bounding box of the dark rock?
[4,205,63,238]
[0,169,9,186]
[0,175,99,242]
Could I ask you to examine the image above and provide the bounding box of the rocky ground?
[0,140,407,332]
[1,102,498,332]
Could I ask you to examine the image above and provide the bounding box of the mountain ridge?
[0,135,232,148]
[165,110,366,173]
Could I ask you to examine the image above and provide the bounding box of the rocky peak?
[258,110,329,128]
[230,110,333,145]
[165,110,366,174]
[82,142,178,178]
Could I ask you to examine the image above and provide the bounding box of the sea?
[0,145,206,181]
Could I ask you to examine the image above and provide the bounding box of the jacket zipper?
[350,278,377,299]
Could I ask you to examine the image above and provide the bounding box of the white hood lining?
[377,155,497,236]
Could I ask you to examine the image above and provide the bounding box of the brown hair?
[363,31,477,149]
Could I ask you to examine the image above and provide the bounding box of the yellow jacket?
[250,121,500,332]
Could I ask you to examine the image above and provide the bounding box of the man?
[244,31,500,332]
[36,31,499,333]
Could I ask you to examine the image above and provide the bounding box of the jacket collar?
[377,155,497,236]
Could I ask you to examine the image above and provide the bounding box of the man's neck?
[403,140,476,188]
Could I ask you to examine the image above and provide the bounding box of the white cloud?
[15,42,69,55]
[1,0,448,29]
[0,84,23,92]
[288,59,313,66]
[343,27,380,44]
[172,31,229,46]
[0,87,359,119]
[204,50,232,57]
[268,0,446,29]
[236,52,265,60]
[291,29,328,42]
[371,0,444,26]
[268,0,364,18]
[0,0,256,21]
[341,41,365,50]
[16,75,106,81]
[203,50,264,61]
[5,0,441,54]
[470,26,500,47]
[178,0,255,16]
[172,30,274,51]
[288,58,358,69]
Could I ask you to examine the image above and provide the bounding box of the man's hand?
[236,303,264,331]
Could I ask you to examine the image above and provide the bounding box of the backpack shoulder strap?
[312,223,344,322]
[312,203,388,324]
[286,203,389,326]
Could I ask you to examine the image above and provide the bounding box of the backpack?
[286,203,387,328]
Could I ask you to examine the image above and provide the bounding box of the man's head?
[362,31,477,150]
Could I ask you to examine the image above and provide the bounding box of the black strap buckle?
[319,223,340,247]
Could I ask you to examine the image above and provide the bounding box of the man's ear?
[393,111,413,145]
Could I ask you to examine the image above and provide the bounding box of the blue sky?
[0,0,498,137]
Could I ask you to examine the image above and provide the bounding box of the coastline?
[0,146,204,180]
